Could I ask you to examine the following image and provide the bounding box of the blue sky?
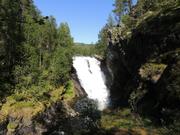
[34,0,136,44]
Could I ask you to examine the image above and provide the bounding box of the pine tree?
[113,0,133,22]
[57,22,74,47]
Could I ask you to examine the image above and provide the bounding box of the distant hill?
[75,42,95,46]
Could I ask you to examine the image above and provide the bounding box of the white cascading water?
[73,56,109,110]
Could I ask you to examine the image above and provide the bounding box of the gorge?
[0,0,180,135]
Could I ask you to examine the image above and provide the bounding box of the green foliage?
[0,0,74,107]
[57,22,73,47]
[113,0,133,22]
[96,8,118,57]
[101,108,136,129]
[101,108,179,134]
[0,0,26,95]
[47,22,73,86]
[135,0,179,17]
[64,80,75,100]
[0,85,65,124]
[112,0,180,31]
[50,46,72,86]
[95,26,109,57]
[135,0,157,16]
[121,15,136,29]
[73,44,97,56]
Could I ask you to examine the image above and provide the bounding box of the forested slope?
[0,0,76,134]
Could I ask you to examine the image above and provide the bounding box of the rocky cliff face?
[106,6,180,125]
[71,67,87,98]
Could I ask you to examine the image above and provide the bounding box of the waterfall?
[73,56,109,110]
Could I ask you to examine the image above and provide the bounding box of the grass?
[101,108,139,129]
[50,87,63,102]
[101,108,159,135]
[0,80,75,124]
[101,108,179,135]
